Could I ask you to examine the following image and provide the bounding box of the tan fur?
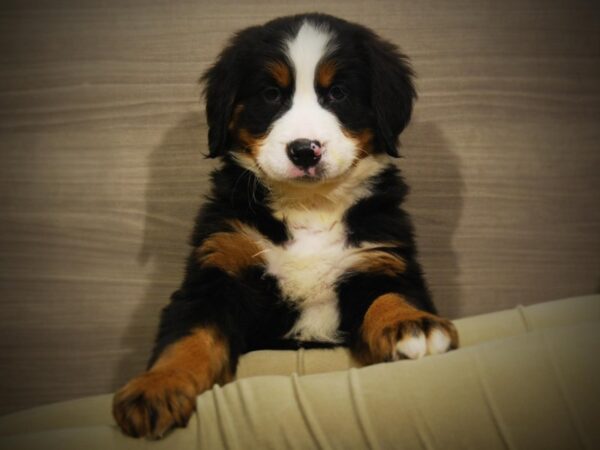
[264,155,388,220]
[235,128,265,157]
[228,104,244,131]
[316,59,337,87]
[356,293,458,365]
[112,327,230,438]
[351,249,406,277]
[343,128,374,160]
[266,60,291,87]
[197,220,265,276]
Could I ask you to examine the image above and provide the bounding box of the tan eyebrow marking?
[316,59,337,87]
[266,60,291,87]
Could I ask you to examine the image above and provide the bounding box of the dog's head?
[202,13,415,184]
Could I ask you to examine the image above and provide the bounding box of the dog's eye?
[328,85,347,102]
[262,87,282,104]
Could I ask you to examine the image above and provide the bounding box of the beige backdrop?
[0,0,598,415]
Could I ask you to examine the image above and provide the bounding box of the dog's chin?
[285,165,326,183]
[276,156,363,183]
[276,164,359,188]
[238,152,358,188]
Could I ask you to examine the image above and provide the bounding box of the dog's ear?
[201,35,245,158]
[363,31,416,157]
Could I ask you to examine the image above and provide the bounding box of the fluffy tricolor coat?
[113,13,458,439]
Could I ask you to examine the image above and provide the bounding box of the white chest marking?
[254,157,389,343]
[265,213,355,343]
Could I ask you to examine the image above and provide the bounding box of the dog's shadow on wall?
[401,120,464,318]
[112,111,216,389]
[112,116,464,388]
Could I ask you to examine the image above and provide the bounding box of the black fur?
[149,13,429,371]
[149,163,432,368]
[202,21,299,157]
[202,13,416,158]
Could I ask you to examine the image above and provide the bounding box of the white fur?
[271,220,348,342]
[394,327,452,360]
[226,219,348,342]
[395,332,427,360]
[426,327,452,355]
[245,157,389,343]
[256,20,358,182]
[231,20,394,343]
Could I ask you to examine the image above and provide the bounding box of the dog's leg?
[113,325,231,438]
[353,293,458,365]
[338,260,458,365]
[113,220,270,438]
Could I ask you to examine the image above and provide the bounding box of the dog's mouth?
[288,164,325,181]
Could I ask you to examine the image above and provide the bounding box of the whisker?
[245,170,256,214]
[252,248,272,258]
[231,169,250,204]
[251,175,260,208]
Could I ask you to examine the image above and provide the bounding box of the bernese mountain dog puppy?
[113,13,458,439]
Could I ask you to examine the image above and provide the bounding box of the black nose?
[286,139,322,169]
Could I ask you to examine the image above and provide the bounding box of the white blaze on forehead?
[286,21,333,102]
[255,20,364,182]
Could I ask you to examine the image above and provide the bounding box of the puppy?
[113,13,458,438]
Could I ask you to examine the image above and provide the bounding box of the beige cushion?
[238,294,600,376]
[0,295,598,449]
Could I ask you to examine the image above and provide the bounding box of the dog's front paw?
[358,293,459,364]
[392,316,457,359]
[113,369,197,439]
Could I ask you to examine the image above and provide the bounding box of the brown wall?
[0,0,598,414]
